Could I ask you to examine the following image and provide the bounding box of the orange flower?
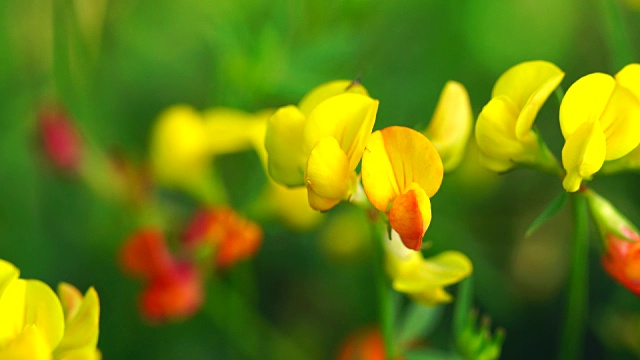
[182,207,263,269]
[336,328,386,360]
[602,228,640,295]
[119,229,204,322]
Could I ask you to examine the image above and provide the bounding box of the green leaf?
[453,275,473,339]
[525,191,567,237]
[397,303,444,348]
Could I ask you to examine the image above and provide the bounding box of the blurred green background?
[2,0,640,358]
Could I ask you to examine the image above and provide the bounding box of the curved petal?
[492,61,564,139]
[0,279,64,352]
[265,105,308,186]
[362,127,443,213]
[559,73,615,138]
[599,85,640,160]
[476,96,531,162]
[388,250,473,305]
[55,285,100,356]
[298,80,369,117]
[388,183,431,251]
[424,81,473,171]
[492,61,564,109]
[0,259,19,296]
[305,137,352,209]
[615,63,640,100]
[304,93,379,170]
[562,121,607,192]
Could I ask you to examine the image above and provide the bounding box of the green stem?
[373,223,396,359]
[559,192,589,360]
[600,0,635,69]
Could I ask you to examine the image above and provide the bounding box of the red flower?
[602,227,640,295]
[120,229,204,322]
[38,107,83,172]
[182,207,263,269]
[337,328,386,360]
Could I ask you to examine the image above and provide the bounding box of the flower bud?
[38,107,83,173]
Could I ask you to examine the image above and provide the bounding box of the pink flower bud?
[39,108,83,172]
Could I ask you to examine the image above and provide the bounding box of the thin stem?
[373,222,396,359]
[558,192,589,360]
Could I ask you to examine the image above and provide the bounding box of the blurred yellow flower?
[560,69,640,191]
[475,60,563,173]
[150,105,211,192]
[362,126,443,251]
[0,259,100,359]
[385,231,472,305]
[424,81,473,172]
[265,80,378,211]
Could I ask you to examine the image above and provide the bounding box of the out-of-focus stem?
[373,222,396,359]
[559,191,589,360]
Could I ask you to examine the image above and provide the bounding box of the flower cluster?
[476,60,640,296]
[119,207,262,322]
[265,80,474,305]
[0,259,100,359]
[476,60,640,191]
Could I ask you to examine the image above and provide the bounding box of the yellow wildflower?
[361,126,443,250]
[559,69,640,191]
[265,80,378,211]
[0,259,100,359]
[475,60,564,173]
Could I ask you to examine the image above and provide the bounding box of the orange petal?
[388,184,432,251]
[119,229,174,279]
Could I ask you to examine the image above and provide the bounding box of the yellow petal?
[298,80,369,117]
[388,183,431,251]
[262,182,323,231]
[598,85,640,160]
[0,259,19,296]
[491,61,564,139]
[307,187,342,212]
[0,279,64,351]
[0,325,52,360]
[424,81,473,171]
[387,250,473,305]
[56,347,102,360]
[475,96,539,170]
[202,107,269,155]
[150,105,210,186]
[265,105,308,186]
[304,93,378,171]
[559,73,615,138]
[562,120,606,192]
[305,136,352,210]
[361,127,443,212]
[55,285,100,357]
[615,63,640,100]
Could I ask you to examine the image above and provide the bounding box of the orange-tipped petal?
[388,184,432,251]
[362,126,443,212]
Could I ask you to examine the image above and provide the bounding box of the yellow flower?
[0,259,100,359]
[475,60,564,173]
[559,69,640,191]
[601,64,640,174]
[385,231,472,305]
[265,80,378,211]
[424,81,473,172]
[361,126,443,251]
